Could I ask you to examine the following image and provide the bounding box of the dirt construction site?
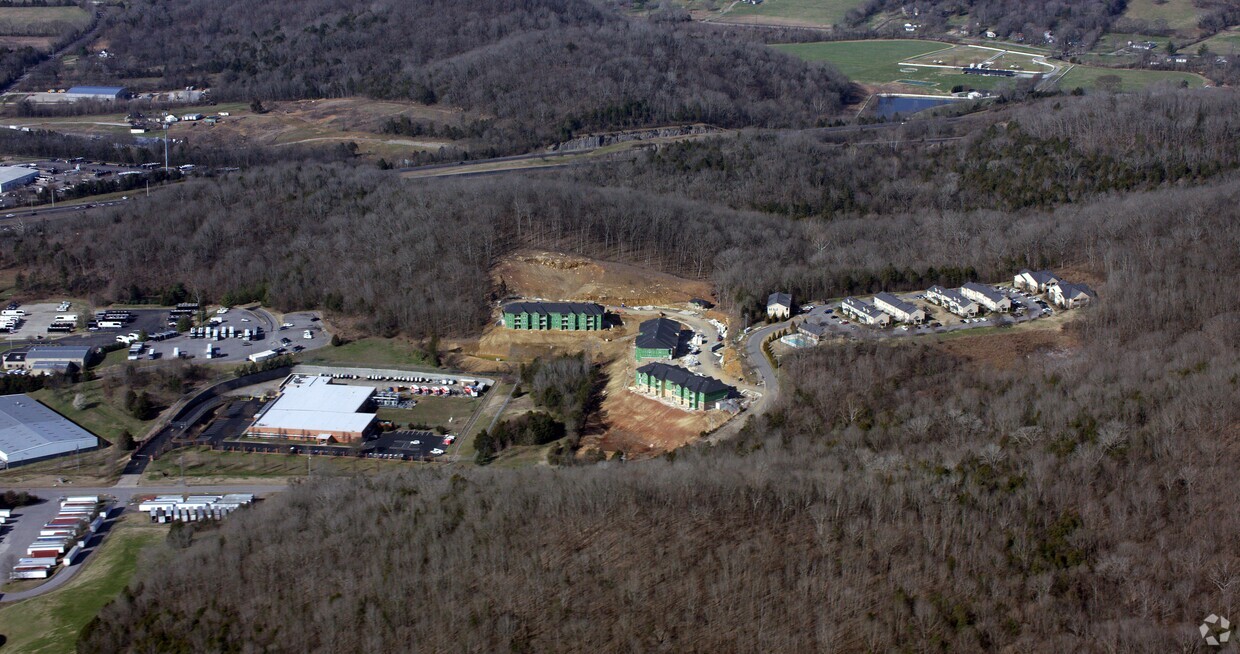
[455,251,742,458]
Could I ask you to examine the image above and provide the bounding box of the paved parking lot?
[139,309,328,363]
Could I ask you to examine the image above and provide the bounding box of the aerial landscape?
[0,0,1232,651]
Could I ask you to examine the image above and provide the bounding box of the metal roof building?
[246,375,376,442]
[0,166,38,192]
[0,395,98,467]
[64,86,128,99]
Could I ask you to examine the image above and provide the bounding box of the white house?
[841,297,891,327]
[960,282,1012,313]
[873,292,925,323]
[1013,269,1062,293]
[926,286,979,317]
[1049,282,1097,308]
[767,292,792,320]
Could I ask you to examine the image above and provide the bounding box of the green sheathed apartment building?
[502,301,605,331]
[635,317,680,361]
[635,362,732,411]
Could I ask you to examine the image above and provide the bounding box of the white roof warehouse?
[0,394,98,467]
[0,166,38,192]
[247,375,376,442]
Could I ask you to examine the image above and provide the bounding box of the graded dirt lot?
[167,98,460,158]
[493,251,714,308]
[587,352,730,459]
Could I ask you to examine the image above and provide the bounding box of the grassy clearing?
[375,394,481,432]
[1122,0,1201,34]
[1058,65,1206,92]
[1199,30,1240,55]
[724,0,866,27]
[31,379,156,444]
[0,6,91,36]
[454,381,515,461]
[1091,32,1172,53]
[0,522,163,654]
[774,40,1036,93]
[773,39,950,80]
[303,337,433,368]
[143,446,411,482]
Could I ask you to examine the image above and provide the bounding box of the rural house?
[767,292,792,319]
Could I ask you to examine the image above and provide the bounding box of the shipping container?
[11,567,50,579]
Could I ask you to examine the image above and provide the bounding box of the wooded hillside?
[55,0,851,151]
[76,176,1240,652]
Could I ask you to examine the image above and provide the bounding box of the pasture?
[723,0,866,27]
[1057,65,1208,92]
[1122,0,1202,35]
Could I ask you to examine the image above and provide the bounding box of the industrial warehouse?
[634,317,682,360]
[246,375,377,442]
[501,301,606,330]
[634,362,733,411]
[0,165,38,192]
[0,394,99,467]
[3,345,93,376]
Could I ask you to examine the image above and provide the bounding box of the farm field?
[720,0,866,27]
[1091,32,1172,53]
[1199,29,1240,55]
[0,6,90,37]
[1057,65,1207,92]
[1122,0,1202,35]
[774,40,1041,93]
[776,40,1209,95]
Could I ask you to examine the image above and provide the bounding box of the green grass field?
[376,394,480,432]
[774,40,1036,94]
[1198,30,1240,55]
[1091,32,1172,54]
[0,523,162,654]
[724,0,865,27]
[0,6,91,37]
[1122,0,1201,34]
[303,337,433,368]
[774,39,949,79]
[31,379,156,444]
[1058,65,1207,92]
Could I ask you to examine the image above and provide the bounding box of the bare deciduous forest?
[48,0,851,151]
[8,88,1238,328]
[76,169,1240,650]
